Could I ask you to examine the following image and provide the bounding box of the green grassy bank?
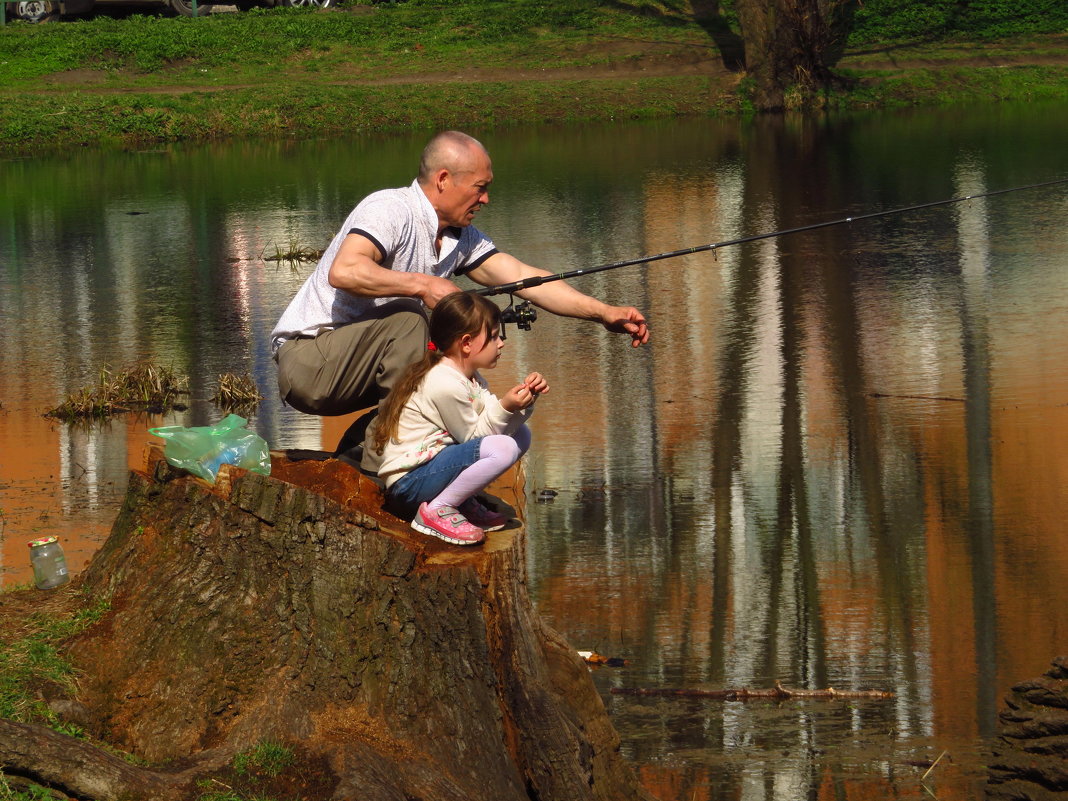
[1,0,1067,154]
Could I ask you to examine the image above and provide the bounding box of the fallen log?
[611,681,894,700]
[0,446,653,801]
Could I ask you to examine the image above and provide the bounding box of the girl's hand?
[501,373,548,412]
[522,372,549,397]
[501,384,534,412]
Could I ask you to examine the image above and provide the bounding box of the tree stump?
[987,656,1068,801]
[4,447,653,801]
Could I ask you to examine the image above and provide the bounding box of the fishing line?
[477,176,1068,302]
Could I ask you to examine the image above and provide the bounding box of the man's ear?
[435,169,451,193]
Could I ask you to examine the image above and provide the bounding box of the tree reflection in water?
[2,109,1068,800]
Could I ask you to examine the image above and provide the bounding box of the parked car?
[9,0,65,21]
[10,0,331,22]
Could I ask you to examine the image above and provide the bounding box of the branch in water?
[610,681,893,700]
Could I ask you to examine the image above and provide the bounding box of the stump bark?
[4,447,652,801]
[987,656,1068,801]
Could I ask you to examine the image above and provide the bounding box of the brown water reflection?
[2,110,1068,800]
[507,114,1068,799]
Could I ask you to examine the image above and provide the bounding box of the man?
[271,130,650,455]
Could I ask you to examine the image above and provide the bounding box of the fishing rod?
[486,176,1068,332]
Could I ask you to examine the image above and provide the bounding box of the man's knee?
[275,340,330,414]
[384,310,428,352]
[377,311,429,388]
[275,311,428,415]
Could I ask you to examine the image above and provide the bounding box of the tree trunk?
[2,447,652,801]
[734,0,858,111]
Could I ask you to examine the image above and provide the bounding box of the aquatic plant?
[263,241,325,268]
[211,373,262,411]
[114,363,189,408]
[45,363,190,421]
[46,364,265,421]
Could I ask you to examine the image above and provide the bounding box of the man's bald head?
[418,131,490,185]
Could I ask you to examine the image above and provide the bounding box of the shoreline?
[1,15,1066,156]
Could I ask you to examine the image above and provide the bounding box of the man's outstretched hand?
[601,306,650,347]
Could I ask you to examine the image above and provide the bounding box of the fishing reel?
[499,296,537,337]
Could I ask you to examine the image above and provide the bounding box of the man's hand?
[419,275,463,309]
[601,306,650,348]
[467,252,650,346]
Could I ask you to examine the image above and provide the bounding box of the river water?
[2,106,1068,800]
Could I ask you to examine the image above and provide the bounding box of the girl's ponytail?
[371,291,501,454]
[371,346,442,454]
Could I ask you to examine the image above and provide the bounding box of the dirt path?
[35,52,730,94]
[25,32,1067,96]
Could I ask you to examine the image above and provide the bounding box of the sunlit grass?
[0,774,66,800]
[192,740,296,800]
[0,0,1065,153]
[0,1,705,84]
[0,592,110,727]
[0,75,732,153]
[838,64,1068,107]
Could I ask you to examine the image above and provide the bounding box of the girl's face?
[464,324,504,371]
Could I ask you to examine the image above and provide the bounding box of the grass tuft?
[0,773,65,800]
[211,374,263,412]
[190,741,296,800]
[45,362,189,421]
[233,740,296,779]
[263,241,326,266]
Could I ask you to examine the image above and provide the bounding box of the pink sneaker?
[458,497,510,532]
[411,503,485,545]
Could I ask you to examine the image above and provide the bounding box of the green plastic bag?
[149,414,271,484]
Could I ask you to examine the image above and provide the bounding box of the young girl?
[365,291,549,545]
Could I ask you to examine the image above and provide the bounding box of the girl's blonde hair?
[371,291,502,454]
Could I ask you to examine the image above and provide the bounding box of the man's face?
[438,148,493,229]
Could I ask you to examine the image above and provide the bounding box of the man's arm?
[327,233,459,308]
[464,252,650,347]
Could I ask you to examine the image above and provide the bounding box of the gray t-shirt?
[270,179,498,350]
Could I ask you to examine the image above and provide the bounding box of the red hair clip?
[427,341,438,351]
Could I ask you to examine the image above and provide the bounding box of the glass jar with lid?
[27,537,70,590]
